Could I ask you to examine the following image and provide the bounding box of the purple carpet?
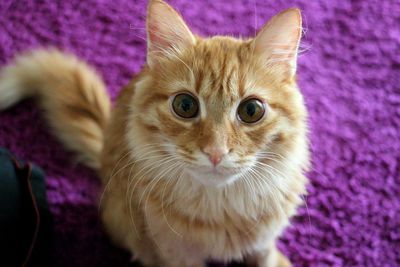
[0,0,399,266]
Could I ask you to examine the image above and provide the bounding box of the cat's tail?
[0,49,111,169]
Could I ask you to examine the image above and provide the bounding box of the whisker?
[126,155,180,238]
[157,163,185,237]
[98,150,132,211]
[138,159,181,207]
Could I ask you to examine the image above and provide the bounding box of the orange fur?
[0,49,110,169]
[0,1,309,266]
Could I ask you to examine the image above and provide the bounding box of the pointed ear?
[146,0,196,68]
[253,8,302,78]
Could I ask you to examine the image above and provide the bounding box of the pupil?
[181,98,192,112]
[246,103,256,117]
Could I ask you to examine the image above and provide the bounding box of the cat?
[0,0,309,266]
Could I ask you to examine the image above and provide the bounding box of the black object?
[0,148,52,267]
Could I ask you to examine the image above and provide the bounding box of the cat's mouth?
[185,164,245,186]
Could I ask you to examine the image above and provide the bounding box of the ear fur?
[253,8,302,78]
[146,0,196,67]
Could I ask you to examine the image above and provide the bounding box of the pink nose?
[202,146,228,166]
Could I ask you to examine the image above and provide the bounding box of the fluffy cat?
[0,0,309,266]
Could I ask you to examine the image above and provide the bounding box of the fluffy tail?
[0,49,111,169]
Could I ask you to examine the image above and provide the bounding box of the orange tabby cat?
[0,0,309,266]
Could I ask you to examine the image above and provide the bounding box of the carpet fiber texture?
[0,0,399,266]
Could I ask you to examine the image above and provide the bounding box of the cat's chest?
[144,189,287,260]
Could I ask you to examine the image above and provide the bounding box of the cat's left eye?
[237,98,266,124]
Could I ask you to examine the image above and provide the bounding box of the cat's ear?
[146,0,196,68]
[253,8,302,78]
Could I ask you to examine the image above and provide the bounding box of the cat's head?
[129,0,308,187]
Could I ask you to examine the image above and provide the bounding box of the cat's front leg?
[158,256,205,267]
[244,243,291,267]
[149,234,205,267]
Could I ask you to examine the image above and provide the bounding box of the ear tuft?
[254,8,302,78]
[146,0,195,67]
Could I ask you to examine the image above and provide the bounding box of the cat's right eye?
[171,93,199,119]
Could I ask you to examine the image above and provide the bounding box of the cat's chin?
[186,166,244,187]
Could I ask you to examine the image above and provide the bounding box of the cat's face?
[129,0,307,187]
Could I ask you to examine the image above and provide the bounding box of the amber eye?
[171,93,199,119]
[237,98,266,124]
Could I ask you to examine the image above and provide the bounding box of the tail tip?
[0,76,25,110]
